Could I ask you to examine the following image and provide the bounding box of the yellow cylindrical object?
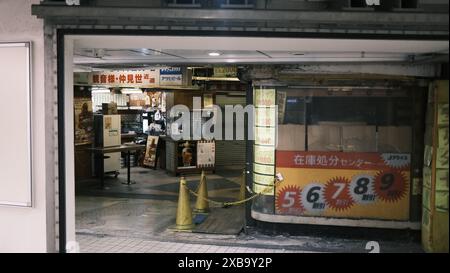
[194,171,209,213]
[176,176,194,230]
[239,170,246,201]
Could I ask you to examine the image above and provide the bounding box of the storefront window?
[277,88,413,153]
[253,84,417,220]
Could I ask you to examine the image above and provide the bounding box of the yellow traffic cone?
[176,176,194,230]
[194,171,209,213]
[239,169,246,201]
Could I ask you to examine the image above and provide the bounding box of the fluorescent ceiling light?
[192,76,240,82]
[290,52,305,56]
[121,88,143,94]
[91,87,110,94]
[208,52,221,57]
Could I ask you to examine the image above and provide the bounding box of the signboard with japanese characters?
[88,67,183,88]
[89,69,159,87]
[275,151,411,220]
[160,67,183,86]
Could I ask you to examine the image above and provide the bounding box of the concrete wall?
[0,0,52,252]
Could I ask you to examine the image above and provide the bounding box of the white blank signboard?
[0,42,32,207]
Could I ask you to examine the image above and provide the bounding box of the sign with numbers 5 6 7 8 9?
[275,151,410,220]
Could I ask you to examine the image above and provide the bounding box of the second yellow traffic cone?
[194,171,209,213]
[176,176,194,230]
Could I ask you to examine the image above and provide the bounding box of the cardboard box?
[307,125,341,151]
[277,125,305,151]
[377,126,412,153]
[342,126,376,152]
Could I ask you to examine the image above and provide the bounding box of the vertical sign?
[253,87,277,195]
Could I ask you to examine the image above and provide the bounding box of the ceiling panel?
[160,49,268,59]
[72,35,448,70]
[74,36,448,53]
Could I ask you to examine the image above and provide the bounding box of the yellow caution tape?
[182,174,282,208]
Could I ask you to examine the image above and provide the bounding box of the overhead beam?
[31,5,448,31]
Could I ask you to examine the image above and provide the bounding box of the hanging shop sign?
[89,69,159,87]
[214,66,238,78]
[160,67,183,86]
[87,67,183,87]
[275,151,411,220]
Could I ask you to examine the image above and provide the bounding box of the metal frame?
[0,42,33,208]
[57,32,66,252]
[32,5,449,35]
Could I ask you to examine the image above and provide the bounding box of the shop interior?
[74,65,248,238]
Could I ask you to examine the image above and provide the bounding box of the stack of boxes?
[277,122,411,153]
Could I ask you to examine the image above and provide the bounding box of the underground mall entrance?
[59,33,447,253]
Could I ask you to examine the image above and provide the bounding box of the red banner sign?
[276,151,410,171]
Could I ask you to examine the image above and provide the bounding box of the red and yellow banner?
[275,151,411,220]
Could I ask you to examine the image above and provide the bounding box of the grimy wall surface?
[0,0,52,252]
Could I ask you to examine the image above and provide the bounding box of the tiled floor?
[76,167,246,239]
[75,167,423,253]
[77,234,311,253]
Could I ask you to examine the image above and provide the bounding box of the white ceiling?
[71,35,449,70]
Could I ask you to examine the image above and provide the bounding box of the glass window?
[277,87,414,153]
